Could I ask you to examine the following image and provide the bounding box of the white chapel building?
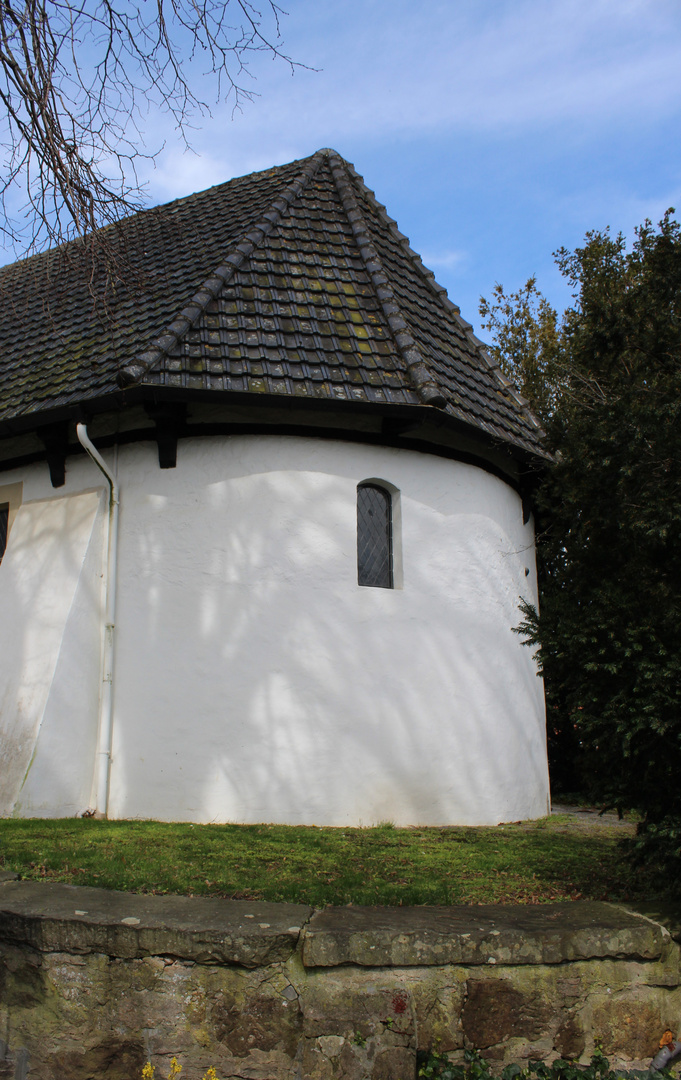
[0,149,550,825]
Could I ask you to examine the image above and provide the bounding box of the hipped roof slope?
[0,148,545,461]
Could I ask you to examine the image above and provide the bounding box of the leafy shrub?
[417,1048,668,1080]
[503,215,681,891]
[625,815,681,896]
[143,1046,670,1080]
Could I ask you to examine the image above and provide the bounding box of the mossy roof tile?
[0,148,545,460]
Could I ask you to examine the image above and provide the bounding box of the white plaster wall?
[0,435,549,825]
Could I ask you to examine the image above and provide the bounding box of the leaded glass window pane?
[357,484,393,588]
[0,506,7,564]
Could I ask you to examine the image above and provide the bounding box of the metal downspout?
[76,424,119,818]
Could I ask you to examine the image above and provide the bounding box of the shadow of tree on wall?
[107,434,546,827]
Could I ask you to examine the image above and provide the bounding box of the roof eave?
[0,385,549,479]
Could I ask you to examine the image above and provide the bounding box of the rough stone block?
[591,995,663,1059]
[461,977,554,1049]
[46,1039,146,1080]
[299,969,416,1080]
[302,903,664,968]
[0,882,311,968]
[554,1013,586,1059]
[410,969,467,1053]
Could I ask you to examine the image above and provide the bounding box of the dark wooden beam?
[144,402,187,469]
[381,417,420,438]
[38,421,69,487]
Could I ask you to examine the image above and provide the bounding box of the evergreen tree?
[484,215,681,876]
[479,276,564,427]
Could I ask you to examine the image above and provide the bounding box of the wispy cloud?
[138,0,681,202]
[228,0,681,136]
[4,0,678,330]
[419,250,466,271]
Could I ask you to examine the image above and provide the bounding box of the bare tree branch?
[0,0,296,254]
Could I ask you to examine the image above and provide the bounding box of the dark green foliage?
[626,815,681,876]
[418,1048,665,1080]
[505,214,681,884]
[479,277,565,425]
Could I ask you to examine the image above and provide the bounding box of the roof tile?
[0,148,545,459]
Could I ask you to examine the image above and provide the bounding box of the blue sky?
[135,0,681,335]
[21,0,681,336]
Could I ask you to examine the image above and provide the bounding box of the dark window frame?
[357,482,393,589]
[0,503,8,564]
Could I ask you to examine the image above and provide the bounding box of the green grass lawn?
[0,814,654,907]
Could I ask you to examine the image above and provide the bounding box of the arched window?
[357,483,393,589]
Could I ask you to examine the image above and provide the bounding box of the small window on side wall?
[0,504,8,564]
[357,483,393,589]
[0,483,23,566]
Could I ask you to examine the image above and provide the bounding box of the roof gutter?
[76,423,119,819]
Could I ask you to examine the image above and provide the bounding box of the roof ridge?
[342,158,465,315]
[467,335,545,435]
[325,151,445,408]
[340,158,544,436]
[116,150,327,389]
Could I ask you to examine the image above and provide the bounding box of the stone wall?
[1,877,678,1080]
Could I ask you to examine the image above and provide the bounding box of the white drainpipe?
[76,424,119,818]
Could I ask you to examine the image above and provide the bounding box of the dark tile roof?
[0,148,545,460]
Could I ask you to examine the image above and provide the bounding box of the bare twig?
[0,0,296,254]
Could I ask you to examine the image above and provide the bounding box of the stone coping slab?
[302,901,666,968]
[0,881,667,970]
[0,881,311,968]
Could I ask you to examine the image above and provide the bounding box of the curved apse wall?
[0,435,549,826]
